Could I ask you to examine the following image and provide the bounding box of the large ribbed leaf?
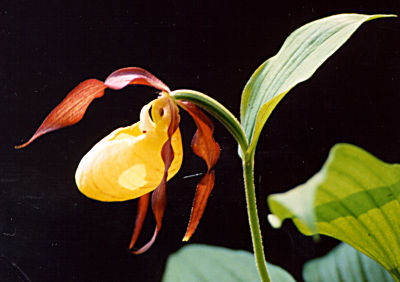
[267,144,400,280]
[303,243,395,282]
[162,244,295,282]
[240,14,395,154]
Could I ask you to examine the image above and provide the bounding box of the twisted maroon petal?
[183,171,215,241]
[130,98,180,254]
[129,194,150,251]
[178,101,220,241]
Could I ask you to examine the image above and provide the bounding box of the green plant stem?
[243,150,271,282]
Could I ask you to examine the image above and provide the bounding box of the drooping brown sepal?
[178,101,220,241]
[129,97,180,254]
[15,79,106,148]
[104,67,170,93]
[16,67,169,149]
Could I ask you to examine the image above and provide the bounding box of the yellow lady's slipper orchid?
[16,67,220,254]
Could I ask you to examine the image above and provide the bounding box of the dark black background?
[1,0,399,281]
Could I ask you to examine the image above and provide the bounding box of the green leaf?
[303,243,395,282]
[267,144,400,280]
[162,244,295,282]
[240,14,395,154]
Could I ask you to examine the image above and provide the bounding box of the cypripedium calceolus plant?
[17,14,396,282]
[16,67,221,254]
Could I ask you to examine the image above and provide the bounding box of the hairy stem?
[243,150,271,282]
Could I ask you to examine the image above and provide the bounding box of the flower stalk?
[171,89,248,152]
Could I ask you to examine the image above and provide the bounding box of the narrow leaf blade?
[268,144,400,279]
[162,244,295,282]
[303,243,395,282]
[240,14,395,152]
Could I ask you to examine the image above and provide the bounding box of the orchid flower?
[16,67,220,254]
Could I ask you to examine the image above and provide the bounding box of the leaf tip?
[366,14,398,22]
